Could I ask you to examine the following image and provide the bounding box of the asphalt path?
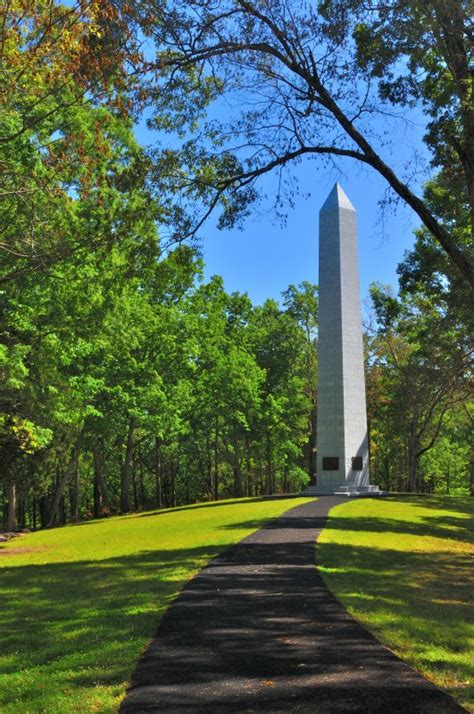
[120,496,466,713]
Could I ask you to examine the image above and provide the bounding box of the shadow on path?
[120,497,466,713]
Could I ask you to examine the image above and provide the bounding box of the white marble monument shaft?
[316,184,369,492]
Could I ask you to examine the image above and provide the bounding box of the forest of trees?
[1,1,472,531]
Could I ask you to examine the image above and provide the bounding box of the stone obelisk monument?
[308,183,378,495]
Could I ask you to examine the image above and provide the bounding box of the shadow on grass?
[311,496,474,544]
[219,514,328,532]
[70,495,303,527]
[318,541,473,703]
[220,510,472,543]
[317,501,473,709]
[396,496,474,518]
[0,499,308,712]
[319,514,473,542]
[0,544,224,711]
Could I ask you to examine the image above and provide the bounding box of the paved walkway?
[120,497,466,713]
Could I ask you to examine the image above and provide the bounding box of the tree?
[249,297,312,494]
[0,1,143,278]
[0,416,51,530]
[282,282,318,479]
[397,169,474,339]
[367,283,472,491]
[0,90,167,526]
[125,0,473,286]
[420,407,473,495]
[352,1,474,237]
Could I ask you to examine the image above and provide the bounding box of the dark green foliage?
[0,226,318,525]
[367,280,472,494]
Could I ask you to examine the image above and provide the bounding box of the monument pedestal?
[303,483,384,497]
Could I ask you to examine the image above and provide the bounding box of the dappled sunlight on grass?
[317,497,474,711]
[0,496,309,713]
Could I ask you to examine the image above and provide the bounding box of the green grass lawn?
[0,496,310,714]
[317,496,473,712]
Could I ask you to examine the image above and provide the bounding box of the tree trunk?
[132,463,139,511]
[93,473,100,518]
[18,498,25,529]
[47,439,81,527]
[93,442,110,514]
[139,453,146,508]
[120,418,136,513]
[407,456,417,492]
[245,434,253,496]
[233,435,243,497]
[39,495,48,528]
[171,458,177,508]
[6,480,17,531]
[266,432,273,495]
[61,494,67,525]
[205,435,213,499]
[213,416,219,501]
[69,461,79,522]
[406,417,420,492]
[155,437,163,509]
[384,455,390,492]
[407,440,419,493]
[432,0,474,240]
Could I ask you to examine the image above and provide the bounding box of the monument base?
[302,483,385,497]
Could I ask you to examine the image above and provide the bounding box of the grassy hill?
[317,496,473,712]
[2,495,472,713]
[0,496,309,713]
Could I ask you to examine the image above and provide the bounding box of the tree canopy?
[122,0,473,286]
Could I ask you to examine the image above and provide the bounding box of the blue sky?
[135,110,429,308]
[196,161,420,306]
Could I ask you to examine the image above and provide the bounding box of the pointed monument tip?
[320,182,355,213]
